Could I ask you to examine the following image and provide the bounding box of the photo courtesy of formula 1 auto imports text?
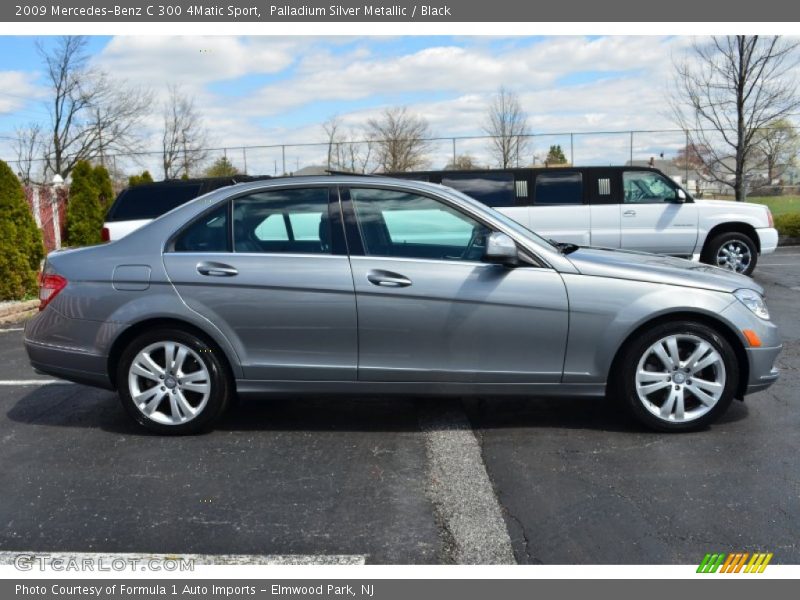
[0,1,798,598]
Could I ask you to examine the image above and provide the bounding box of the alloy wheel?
[635,334,726,423]
[127,341,211,425]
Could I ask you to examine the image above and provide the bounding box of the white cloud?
[0,70,46,115]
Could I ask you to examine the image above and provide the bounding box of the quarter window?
[623,171,678,203]
[173,204,229,252]
[233,188,331,254]
[350,188,492,262]
[534,171,583,205]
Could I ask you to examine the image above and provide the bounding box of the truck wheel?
[701,231,758,276]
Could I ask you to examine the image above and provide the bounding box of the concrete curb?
[778,236,800,246]
[0,300,38,325]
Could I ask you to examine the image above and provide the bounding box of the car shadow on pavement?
[5,385,749,436]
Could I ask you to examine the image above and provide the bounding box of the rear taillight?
[767,208,774,228]
[39,272,68,311]
[101,227,110,242]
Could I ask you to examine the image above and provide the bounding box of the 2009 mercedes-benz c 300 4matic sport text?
[25,176,781,434]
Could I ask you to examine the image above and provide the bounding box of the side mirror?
[484,232,519,266]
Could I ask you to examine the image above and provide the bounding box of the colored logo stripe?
[697,552,772,573]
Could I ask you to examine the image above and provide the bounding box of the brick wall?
[24,185,68,253]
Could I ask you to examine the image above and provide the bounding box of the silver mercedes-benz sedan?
[25,176,781,434]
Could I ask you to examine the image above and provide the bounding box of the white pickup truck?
[397,166,778,276]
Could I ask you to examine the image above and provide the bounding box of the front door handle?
[197,261,238,277]
[623,209,637,217]
[366,269,412,288]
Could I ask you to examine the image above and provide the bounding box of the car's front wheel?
[117,328,232,435]
[616,321,738,432]
[702,231,758,276]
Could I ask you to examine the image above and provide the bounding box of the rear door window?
[233,187,331,254]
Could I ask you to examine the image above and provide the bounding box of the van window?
[106,184,204,221]
[534,172,583,205]
[441,172,516,207]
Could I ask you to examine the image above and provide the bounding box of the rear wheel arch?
[607,311,750,401]
[107,318,237,391]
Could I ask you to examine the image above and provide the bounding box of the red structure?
[24,185,68,253]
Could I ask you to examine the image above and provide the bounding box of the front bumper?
[757,227,779,255]
[720,299,782,396]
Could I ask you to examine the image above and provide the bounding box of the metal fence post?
[452,138,456,165]
[630,131,634,164]
[242,147,248,174]
[570,133,574,166]
[281,145,286,175]
[684,130,689,185]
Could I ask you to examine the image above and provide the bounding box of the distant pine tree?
[128,170,154,187]
[0,159,45,300]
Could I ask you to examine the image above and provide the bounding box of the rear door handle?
[623,209,637,217]
[196,261,238,277]
[366,269,412,288]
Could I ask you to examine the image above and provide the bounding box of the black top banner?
[4,0,800,22]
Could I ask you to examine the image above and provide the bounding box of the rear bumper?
[25,339,114,389]
[757,227,779,255]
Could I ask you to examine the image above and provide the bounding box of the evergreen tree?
[0,160,45,300]
[204,156,239,177]
[92,165,115,210]
[66,161,103,246]
[128,170,154,187]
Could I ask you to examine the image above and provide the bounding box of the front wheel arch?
[607,312,749,401]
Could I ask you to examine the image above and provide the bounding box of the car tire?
[616,321,738,432]
[117,328,232,435]
[701,231,758,276]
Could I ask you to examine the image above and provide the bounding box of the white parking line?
[0,551,366,566]
[419,405,516,565]
[759,263,798,266]
[0,328,24,333]
[0,380,73,386]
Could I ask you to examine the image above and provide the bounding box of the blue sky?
[0,35,697,174]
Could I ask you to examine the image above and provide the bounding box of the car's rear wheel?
[616,321,738,432]
[702,231,758,276]
[117,328,231,434]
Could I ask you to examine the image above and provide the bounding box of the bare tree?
[366,106,432,172]
[672,36,800,200]
[162,84,209,179]
[483,87,531,168]
[445,154,481,170]
[322,115,373,173]
[38,36,151,178]
[753,119,799,182]
[13,123,43,184]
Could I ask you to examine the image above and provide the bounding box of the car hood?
[564,246,762,294]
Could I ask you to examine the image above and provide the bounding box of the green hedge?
[775,213,800,238]
[0,160,45,300]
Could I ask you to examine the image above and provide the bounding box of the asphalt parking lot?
[0,247,798,565]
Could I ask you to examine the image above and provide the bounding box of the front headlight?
[734,289,770,320]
